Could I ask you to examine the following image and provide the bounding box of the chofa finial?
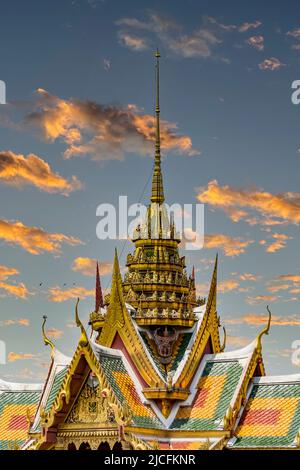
[75,298,89,347]
[42,315,55,354]
[256,305,272,353]
[220,326,227,352]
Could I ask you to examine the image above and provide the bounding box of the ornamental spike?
[151,49,165,205]
[75,298,89,347]
[95,261,104,312]
[256,305,272,353]
[42,315,55,355]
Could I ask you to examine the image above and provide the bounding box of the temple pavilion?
[0,52,299,451]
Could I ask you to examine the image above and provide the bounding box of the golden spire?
[108,249,125,327]
[151,49,165,205]
[42,315,55,354]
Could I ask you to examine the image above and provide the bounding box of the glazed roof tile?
[0,380,42,450]
[171,358,244,431]
[229,375,300,448]
[95,347,164,429]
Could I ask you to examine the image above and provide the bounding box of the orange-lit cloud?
[267,284,291,293]
[48,285,94,302]
[258,57,285,71]
[246,295,279,305]
[239,273,259,282]
[0,219,82,254]
[23,89,198,160]
[204,233,253,256]
[0,282,30,298]
[0,265,19,281]
[0,318,30,327]
[238,286,254,293]
[265,233,292,253]
[197,180,300,226]
[226,313,300,326]
[71,257,113,277]
[0,264,30,298]
[276,274,300,282]
[0,150,82,195]
[219,279,240,293]
[46,328,63,339]
[226,336,250,348]
[8,352,36,362]
[267,274,300,295]
[197,272,258,295]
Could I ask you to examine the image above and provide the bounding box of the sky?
[0,0,300,382]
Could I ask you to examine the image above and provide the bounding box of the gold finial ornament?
[75,298,89,347]
[220,326,227,352]
[256,305,272,353]
[151,49,164,205]
[42,315,55,354]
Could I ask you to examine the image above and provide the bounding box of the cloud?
[267,283,291,293]
[0,265,19,281]
[277,274,300,282]
[204,233,253,256]
[267,274,300,295]
[71,257,113,277]
[246,295,279,305]
[0,282,30,298]
[117,13,221,59]
[8,352,36,362]
[0,318,30,327]
[46,328,63,339]
[227,336,250,348]
[226,313,300,326]
[246,35,264,51]
[0,219,82,254]
[287,28,300,38]
[165,29,221,59]
[219,279,240,293]
[0,150,82,195]
[239,273,260,281]
[265,233,292,253]
[103,58,111,71]
[48,285,94,302]
[258,57,285,70]
[118,32,150,51]
[197,180,300,226]
[197,273,259,296]
[21,89,198,160]
[206,17,237,32]
[0,264,30,298]
[238,21,262,33]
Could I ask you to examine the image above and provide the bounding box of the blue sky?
[0,0,300,381]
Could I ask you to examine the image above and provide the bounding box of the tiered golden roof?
[123,50,200,326]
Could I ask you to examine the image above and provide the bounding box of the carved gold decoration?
[67,381,115,425]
